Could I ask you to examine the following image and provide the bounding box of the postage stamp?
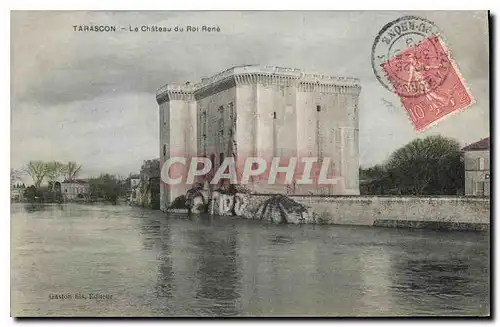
[371,16,474,132]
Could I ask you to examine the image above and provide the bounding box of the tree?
[385,135,463,195]
[359,164,387,181]
[65,161,82,181]
[46,161,66,188]
[359,164,393,195]
[88,174,123,204]
[10,168,21,186]
[24,161,48,188]
[24,185,38,202]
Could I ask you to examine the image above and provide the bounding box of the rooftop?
[157,64,361,96]
[462,137,490,151]
[62,179,89,184]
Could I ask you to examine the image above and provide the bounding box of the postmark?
[372,16,448,97]
[372,16,474,132]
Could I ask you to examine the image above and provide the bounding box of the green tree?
[385,135,464,195]
[24,161,48,188]
[360,164,387,181]
[88,174,123,204]
[359,164,393,195]
[46,161,66,189]
[24,185,38,202]
[65,161,82,181]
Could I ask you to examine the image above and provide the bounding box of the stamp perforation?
[372,16,475,133]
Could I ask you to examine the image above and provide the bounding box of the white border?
[4,0,500,10]
[3,1,496,326]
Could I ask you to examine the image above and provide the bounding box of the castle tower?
[156,86,198,211]
[156,65,361,210]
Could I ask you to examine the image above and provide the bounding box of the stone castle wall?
[157,65,362,209]
[206,193,490,231]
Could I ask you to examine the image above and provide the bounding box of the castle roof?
[156,65,361,104]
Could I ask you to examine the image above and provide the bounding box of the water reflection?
[154,222,174,303]
[10,204,490,317]
[138,216,161,251]
[389,240,490,315]
[237,224,385,316]
[21,203,64,214]
[193,225,241,316]
[405,260,473,295]
[357,247,396,315]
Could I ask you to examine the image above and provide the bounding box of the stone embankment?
[167,183,490,231]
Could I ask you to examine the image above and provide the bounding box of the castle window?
[317,105,321,112]
[163,144,167,156]
[478,157,485,171]
[219,130,224,146]
[219,153,225,167]
[273,112,277,119]
[228,129,233,137]
[219,105,225,131]
[229,102,234,120]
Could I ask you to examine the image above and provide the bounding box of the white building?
[129,174,141,203]
[10,187,24,202]
[462,137,490,197]
[156,65,361,210]
[61,179,90,201]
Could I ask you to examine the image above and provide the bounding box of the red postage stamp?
[381,35,473,132]
[371,16,474,132]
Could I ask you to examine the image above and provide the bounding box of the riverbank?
[13,197,130,205]
[168,194,490,232]
[288,195,489,231]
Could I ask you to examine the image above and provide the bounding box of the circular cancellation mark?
[371,16,452,98]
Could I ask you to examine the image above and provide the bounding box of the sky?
[10,11,489,181]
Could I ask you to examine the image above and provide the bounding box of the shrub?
[169,195,187,209]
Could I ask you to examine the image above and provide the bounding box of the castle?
[156,65,361,210]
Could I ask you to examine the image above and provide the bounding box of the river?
[11,203,490,317]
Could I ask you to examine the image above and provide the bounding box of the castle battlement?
[156,65,361,104]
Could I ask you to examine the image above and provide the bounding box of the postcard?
[10,10,490,317]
